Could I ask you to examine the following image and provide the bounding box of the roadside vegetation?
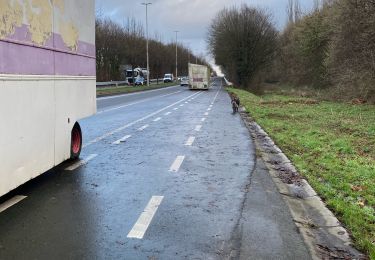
[96,82,176,97]
[229,87,375,257]
[274,0,375,103]
[209,0,375,103]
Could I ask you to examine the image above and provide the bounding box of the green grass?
[97,82,177,97]
[228,87,375,258]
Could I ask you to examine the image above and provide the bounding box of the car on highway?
[163,73,174,83]
[180,77,189,86]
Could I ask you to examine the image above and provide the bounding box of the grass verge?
[228,87,375,258]
[97,82,177,97]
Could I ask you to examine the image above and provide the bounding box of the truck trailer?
[188,63,210,90]
[0,0,96,197]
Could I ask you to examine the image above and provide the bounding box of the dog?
[230,94,240,113]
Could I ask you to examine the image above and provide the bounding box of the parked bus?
[0,0,96,197]
[188,63,210,90]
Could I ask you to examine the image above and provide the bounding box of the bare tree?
[95,17,205,82]
[287,0,301,23]
[208,5,278,93]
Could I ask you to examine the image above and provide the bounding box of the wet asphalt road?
[0,79,311,259]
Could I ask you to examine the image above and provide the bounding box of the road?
[0,79,311,259]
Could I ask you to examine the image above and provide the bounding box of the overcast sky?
[96,0,314,70]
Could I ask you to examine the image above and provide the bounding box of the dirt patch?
[260,99,319,106]
[317,244,369,260]
[273,164,303,186]
[266,113,292,120]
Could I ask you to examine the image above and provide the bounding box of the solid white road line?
[210,84,222,104]
[153,117,162,122]
[169,156,185,172]
[195,125,202,131]
[127,196,164,239]
[0,196,27,214]
[65,154,98,171]
[204,112,209,116]
[113,135,132,145]
[138,124,149,131]
[97,91,182,114]
[164,112,172,116]
[83,91,203,148]
[185,136,196,146]
[201,118,206,122]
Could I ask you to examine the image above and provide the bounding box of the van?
[163,74,174,83]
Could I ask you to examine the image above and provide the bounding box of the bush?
[329,0,375,102]
[277,0,375,103]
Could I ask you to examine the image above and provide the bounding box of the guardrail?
[96,79,165,88]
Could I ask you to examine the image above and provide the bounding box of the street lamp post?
[142,2,152,87]
[174,30,179,81]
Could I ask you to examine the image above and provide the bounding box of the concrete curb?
[238,110,367,260]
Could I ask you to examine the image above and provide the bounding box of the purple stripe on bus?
[0,40,95,76]
[4,24,95,57]
[55,52,96,76]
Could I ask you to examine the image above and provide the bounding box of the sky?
[96,0,315,74]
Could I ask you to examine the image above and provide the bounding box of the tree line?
[96,17,208,82]
[208,0,375,103]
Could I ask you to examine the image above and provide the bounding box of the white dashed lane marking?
[195,125,202,131]
[113,135,132,145]
[65,154,98,171]
[138,125,149,131]
[127,196,164,239]
[153,117,162,122]
[204,112,209,116]
[169,156,185,172]
[0,196,27,214]
[201,118,206,122]
[173,108,178,111]
[97,91,182,114]
[185,136,196,146]
[83,91,202,148]
[164,112,172,116]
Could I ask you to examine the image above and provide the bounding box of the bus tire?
[70,122,82,159]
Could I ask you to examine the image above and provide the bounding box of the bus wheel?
[70,122,82,159]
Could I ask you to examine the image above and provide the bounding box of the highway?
[0,79,310,259]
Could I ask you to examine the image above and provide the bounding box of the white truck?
[188,63,210,90]
[125,67,149,85]
[0,0,96,197]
